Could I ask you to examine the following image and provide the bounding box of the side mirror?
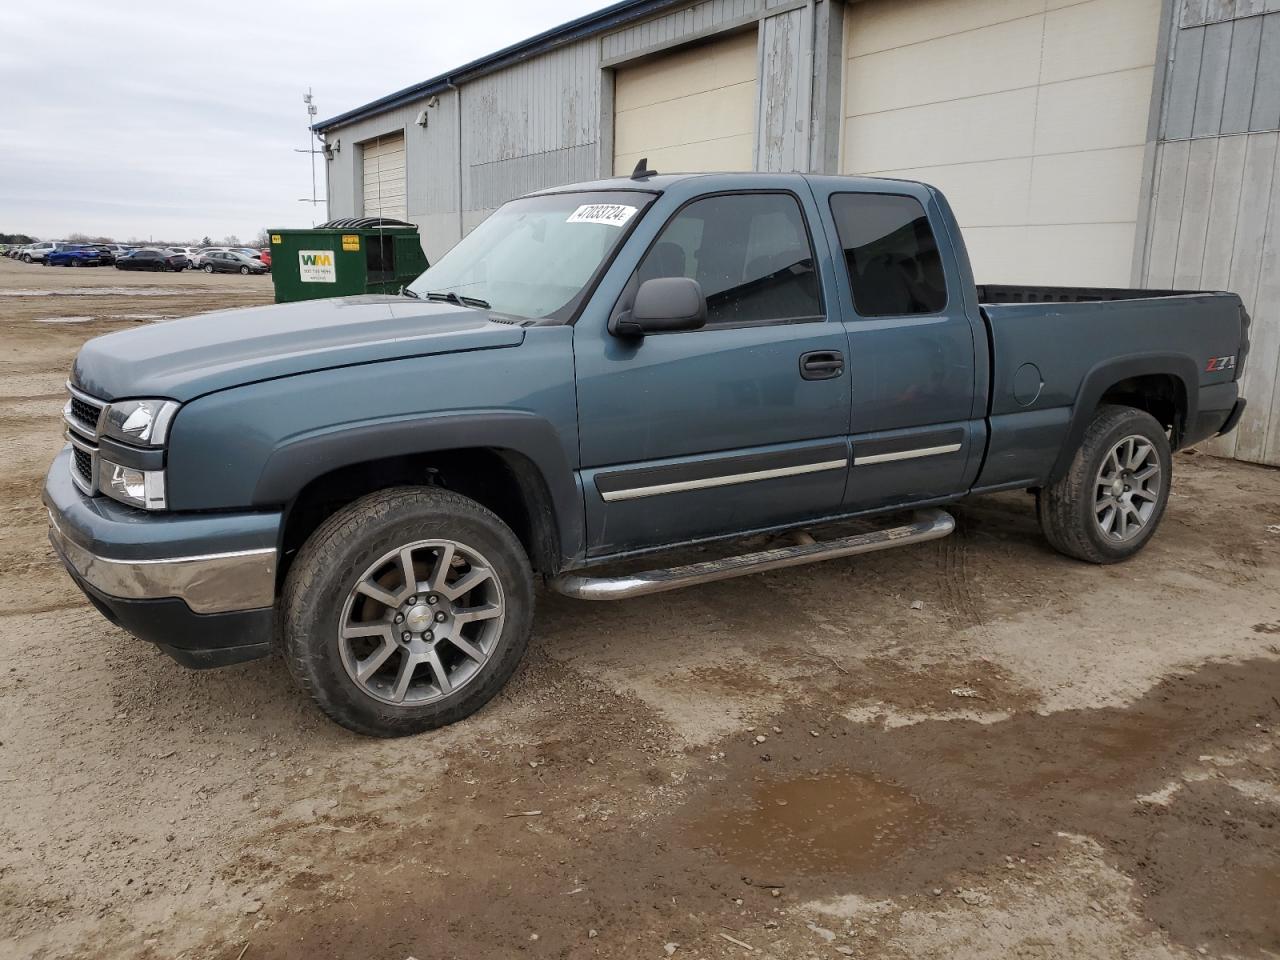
[611,277,707,338]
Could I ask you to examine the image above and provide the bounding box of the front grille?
[69,394,102,432]
[65,383,105,497]
[72,446,93,484]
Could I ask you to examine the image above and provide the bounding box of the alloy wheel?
[338,539,506,706]
[1094,434,1162,542]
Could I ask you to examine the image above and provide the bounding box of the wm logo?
[300,253,333,267]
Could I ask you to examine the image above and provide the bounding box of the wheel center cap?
[405,604,434,633]
[1110,479,1125,497]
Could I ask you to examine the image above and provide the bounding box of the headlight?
[101,459,167,510]
[101,399,179,447]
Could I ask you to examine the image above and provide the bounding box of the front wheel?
[203,264,214,273]
[1038,404,1172,563]
[282,487,535,737]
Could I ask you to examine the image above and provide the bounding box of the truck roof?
[527,171,930,196]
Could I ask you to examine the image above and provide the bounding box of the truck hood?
[71,295,525,402]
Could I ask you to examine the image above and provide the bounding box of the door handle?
[800,350,844,380]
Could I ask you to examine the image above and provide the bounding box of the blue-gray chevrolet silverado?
[44,170,1250,736]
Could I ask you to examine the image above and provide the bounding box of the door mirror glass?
[612,277,707,337]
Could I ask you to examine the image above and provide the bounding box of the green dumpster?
[268,217,429,304]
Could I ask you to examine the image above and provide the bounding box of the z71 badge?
[1205,355,1236,373]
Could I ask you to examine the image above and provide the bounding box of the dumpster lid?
[315,217,415,229]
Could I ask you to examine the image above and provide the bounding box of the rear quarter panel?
[978,292,1245,489]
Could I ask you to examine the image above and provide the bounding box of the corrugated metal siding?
[1139,5,1280,465]
[460,39,601,226]
[601,0,762,62]
[757,4,812,172]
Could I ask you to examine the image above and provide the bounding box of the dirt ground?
[1,254,1278,960]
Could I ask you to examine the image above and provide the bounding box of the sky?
[0,0,604,244]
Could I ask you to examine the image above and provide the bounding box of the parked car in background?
[47,245,106,267]
[115,249,188,272]
[21,241,59,263]
[258,248,271,268]
[89,244,116,266]
[200,250,269,275]
[167,246,200,263]
[191,247,229,268]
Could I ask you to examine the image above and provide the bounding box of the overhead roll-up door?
[361,132,407,221]
[613,29,757,176]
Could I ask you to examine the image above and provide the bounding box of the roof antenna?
[630,157,658,180]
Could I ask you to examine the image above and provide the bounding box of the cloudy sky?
[0,0,602,244]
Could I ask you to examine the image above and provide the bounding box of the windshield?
[407,191,655,321]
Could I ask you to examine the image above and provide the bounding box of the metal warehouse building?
[316,0,1280,467]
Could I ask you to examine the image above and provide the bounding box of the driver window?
[633,193,823,327]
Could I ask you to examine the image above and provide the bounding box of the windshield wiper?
[424,290,491,310]
[400,286,420,299]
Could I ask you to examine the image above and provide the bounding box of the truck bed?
[973,288,1248,493]
[977,284,1199,304]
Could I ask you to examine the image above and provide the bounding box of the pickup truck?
[44,170,1249,737]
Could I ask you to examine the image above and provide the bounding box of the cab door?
[573,181,851,557]
[808,182,985,509]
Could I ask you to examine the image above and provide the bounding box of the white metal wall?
[612,28,758,174]
[1139,0,1280,466]
[321,92,461,265]
[841,0,1162,287]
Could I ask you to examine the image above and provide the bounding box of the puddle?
[693,771,941,876]
[34,316,93,324]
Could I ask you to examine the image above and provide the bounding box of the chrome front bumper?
[48,510,276,614]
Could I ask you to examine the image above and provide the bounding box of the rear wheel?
[203,264,214,273]
[240,265,249,275]
[282,487,535,737]
[1038,404,1171,563]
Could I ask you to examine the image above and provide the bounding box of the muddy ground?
[1,255,1278,960]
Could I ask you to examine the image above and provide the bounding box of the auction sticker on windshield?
[298,250,336,283]
[566,204,637,227]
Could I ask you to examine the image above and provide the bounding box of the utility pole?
[295,89,326,225]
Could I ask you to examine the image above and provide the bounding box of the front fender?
[164,329,582,556]
[253,409,584,562]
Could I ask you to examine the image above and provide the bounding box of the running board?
[549,508,955,601]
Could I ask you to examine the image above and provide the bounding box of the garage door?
[841,0,1160,286]
[613,29,757,176]
[361,132,407,221]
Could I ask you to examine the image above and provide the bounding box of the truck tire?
[282,486,535,737]
[1038,404,1171,564]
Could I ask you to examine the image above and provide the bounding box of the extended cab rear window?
[830,193,947,318]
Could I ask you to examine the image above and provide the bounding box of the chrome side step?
[549,508,955,601]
